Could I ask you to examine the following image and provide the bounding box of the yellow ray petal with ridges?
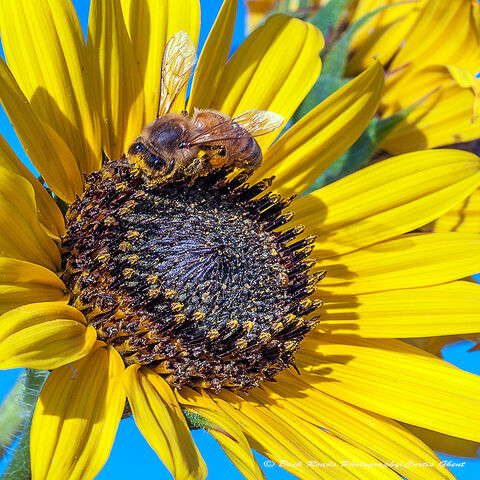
[294,149,480,256]
[318,281,480,338]
[348,0,424,55]
[0,57,83,202]
[176,386,266,480]
[296,335,480,442]
[429,187,480,234]
[0,168,61,271]
[247,388,402,480]
[404,424,480,459]
[315,233,480,295]
[31,343,125,480]
[347,2,424,75]
[124,365,207,480]
[0,301,96,370]
[391,0,480,74]
[0,257,67,316]
[188,0,236,111]
[212,14,323,150]
[0,134,64,238]
[381,66,480,153]
[0,0,102,175]
[121,0,200,123]
[190,408,266,480]
[382,101,480,153]
[382,65,476,116]
[251,61,383,196]
[265,371,454,480]
[88,0,145,160]
[214,389,333,480]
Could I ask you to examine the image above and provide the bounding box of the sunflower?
[1,1,480,480]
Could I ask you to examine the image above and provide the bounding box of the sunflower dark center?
[61,158,324,391]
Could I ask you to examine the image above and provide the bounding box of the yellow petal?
[248,388,405,480]
[316,233,480,295]
[0,167,61,271]
[347,0,425,75]
[88,0,145,160]
[381,66,480,153]
[188,0,236,111]
[319,281,480,338]
[124,365,207,480]
[405,424,480,459]
[390,0,480,74]
[0,57,83,202]
[0,133,64,238]
[265,371,454,480]
[0,0,102,175]
[251,61,384,196]
[0,257,67,316]
[0,301,96,370]
[213,389,326,480]
[429,187,480,233]
[212,14,323,150]
[296,335,480,442]
[216,388,404,480]
[177,386,266,480]
[121,0,200,123]
[31,343,125,480]
[293,149,480,257]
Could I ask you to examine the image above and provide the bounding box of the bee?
[127,31,283,183]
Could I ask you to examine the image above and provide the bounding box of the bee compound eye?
[128,142,147,156]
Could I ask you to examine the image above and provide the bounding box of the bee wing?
[233,109,284,136]
[188,110,284,146]
[158,32,196,117]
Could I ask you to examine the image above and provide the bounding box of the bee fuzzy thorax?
[60,157,323,392]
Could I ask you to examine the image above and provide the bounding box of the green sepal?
[183,408,211,430]
[183,408,236,442]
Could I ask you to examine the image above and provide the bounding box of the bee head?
[127,114,196,177]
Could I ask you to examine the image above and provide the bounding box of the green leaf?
[321,3,400,77]
[310,0,351,37]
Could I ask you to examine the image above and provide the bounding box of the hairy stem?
[0,370,49,480]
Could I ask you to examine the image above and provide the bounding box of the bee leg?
[184,156,208,176]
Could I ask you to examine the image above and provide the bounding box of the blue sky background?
[0,1,479,479]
